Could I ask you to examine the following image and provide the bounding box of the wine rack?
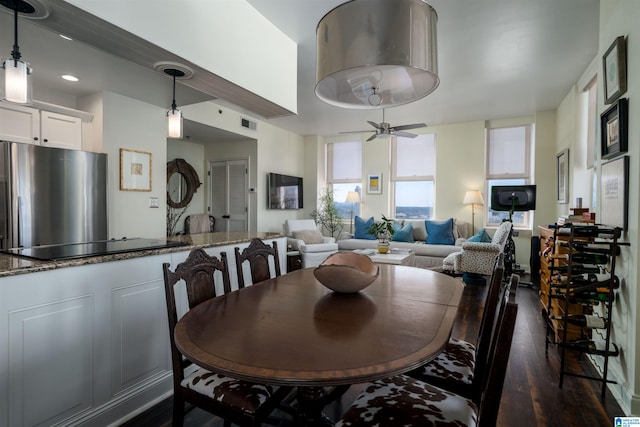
[542,223,628,400]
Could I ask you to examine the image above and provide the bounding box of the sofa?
[337,217,471,270]
[442,220,512,276]
[283,219,339,268]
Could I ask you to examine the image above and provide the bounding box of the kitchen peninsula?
[0,232,286,427]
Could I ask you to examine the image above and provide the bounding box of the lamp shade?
[463,190,484,205]
[1,58,32,104]
[315,0,438,109]
[167,108,183,139]
[345,191,361,204]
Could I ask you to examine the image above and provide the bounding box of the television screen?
[267,173,303,209]
[491,185,537,212]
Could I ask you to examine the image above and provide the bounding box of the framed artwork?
[600,97,628,160]
[367,173,382,194]
[603,36,627,105]
[120,148,152,191]
[556,149,569,204]
[600,155,629,230]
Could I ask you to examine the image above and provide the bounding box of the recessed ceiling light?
[59,34,73,41]
[62,75,79,82]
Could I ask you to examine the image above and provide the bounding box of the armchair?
[283,219,339,268]
[443,221,512,277]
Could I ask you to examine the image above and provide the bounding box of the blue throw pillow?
[467,228,492,243]
[425,218,455,245]
[391,221,414,242]
[354,216,376,240]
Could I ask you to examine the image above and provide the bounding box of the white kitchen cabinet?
[40,111,82,149]
[0,103,39,144]
[0,103,83,149]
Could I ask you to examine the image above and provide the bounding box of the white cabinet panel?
[0,104,39,144]
[111,280,169,395]
[8,295,93,427]
[40,111,82,150]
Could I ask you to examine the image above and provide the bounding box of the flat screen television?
[491,185,537,212]
[267,173,303,209]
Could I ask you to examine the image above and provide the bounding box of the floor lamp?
[345,191,361,234]
[463,190,484,233]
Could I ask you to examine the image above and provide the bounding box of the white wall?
[597,0,640,415]
[102,91,166,239]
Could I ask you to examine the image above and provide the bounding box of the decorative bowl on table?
[313,252,380,293]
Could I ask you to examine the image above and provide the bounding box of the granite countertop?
[0,231,284,278]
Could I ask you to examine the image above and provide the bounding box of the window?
[327,141,362,219]
[486,125,533,228]
[391,134,436,219]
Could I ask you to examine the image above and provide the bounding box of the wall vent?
[241,118,257,130]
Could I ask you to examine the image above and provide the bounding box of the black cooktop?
[4,238,189,261]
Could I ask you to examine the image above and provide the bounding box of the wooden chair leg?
[172,397,185,427]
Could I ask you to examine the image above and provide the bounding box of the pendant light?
[1,0,34,104]
[316,0,439,109]
[164,68,185,139]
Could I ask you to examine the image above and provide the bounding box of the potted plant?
[310,187,344,238]
[368,214,395,253]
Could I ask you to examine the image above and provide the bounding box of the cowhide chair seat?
[335,374,478,427]
[182,369,277,414]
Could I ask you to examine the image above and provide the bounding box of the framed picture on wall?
[367,173,382,194]
[556,149,569,204]
[600,97,628,160]
[600,155,629,230]
[602,36,627,105]
[120,148,152,191]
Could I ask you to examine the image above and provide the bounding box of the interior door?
[209,160,248,232]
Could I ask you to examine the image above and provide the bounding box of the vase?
[377,240,390,254]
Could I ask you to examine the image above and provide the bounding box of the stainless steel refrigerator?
[0,141,107,250]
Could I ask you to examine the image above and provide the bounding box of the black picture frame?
[600,97,628,160]
[556,149,569,204]
[603,36,627,105]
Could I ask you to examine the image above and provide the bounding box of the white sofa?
[442,220,512,276]
[283,219,339,268]
[337,219,471,270]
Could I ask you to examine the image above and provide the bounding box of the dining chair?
[406,253,506,403]
[234,238,282,288]
[163,248,292,427]
[334,277,519,427]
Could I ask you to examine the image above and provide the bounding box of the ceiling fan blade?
[366,133,378,142]
[367,121,382,129]
[391,123,428,131]
[392,130,418,138]
[339,130,370,134]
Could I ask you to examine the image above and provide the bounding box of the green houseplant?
[310,187,344,238]
[368,214,395,253]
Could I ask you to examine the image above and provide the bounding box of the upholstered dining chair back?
[234,238,281,289]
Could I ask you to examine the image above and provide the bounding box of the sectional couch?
[337,217,471,270]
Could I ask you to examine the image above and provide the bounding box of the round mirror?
[166,158,201,208]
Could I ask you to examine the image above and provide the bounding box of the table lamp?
[463,190,484,232]
[345,191,361,233]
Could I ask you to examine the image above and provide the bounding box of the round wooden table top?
[174,265,463,386]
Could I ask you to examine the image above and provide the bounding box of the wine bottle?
[560,340,619,357]
[549,314,607,329]
[552,225,621,238]
[548,264,600,274]
[548,293,600,306]
[551,273,619,290]
[569,289,614,303]
[569,241,621,256]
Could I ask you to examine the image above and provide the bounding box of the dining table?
[174,264,464,426]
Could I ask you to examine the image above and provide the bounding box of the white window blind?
[391,135,436,180]
[327,141,362,183]
[486,126,531,179]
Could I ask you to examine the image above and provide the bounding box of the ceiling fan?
[341,109,427,142]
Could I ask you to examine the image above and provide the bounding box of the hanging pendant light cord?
[171,72,177,113]
[11,0,21,65]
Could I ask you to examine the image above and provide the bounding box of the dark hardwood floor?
[121,275,625,427]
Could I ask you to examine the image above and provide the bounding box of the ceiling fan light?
[315,0,439,109]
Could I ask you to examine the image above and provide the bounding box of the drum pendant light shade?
[315,0,438,109]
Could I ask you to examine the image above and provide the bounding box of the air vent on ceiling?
[241,118,257,131]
